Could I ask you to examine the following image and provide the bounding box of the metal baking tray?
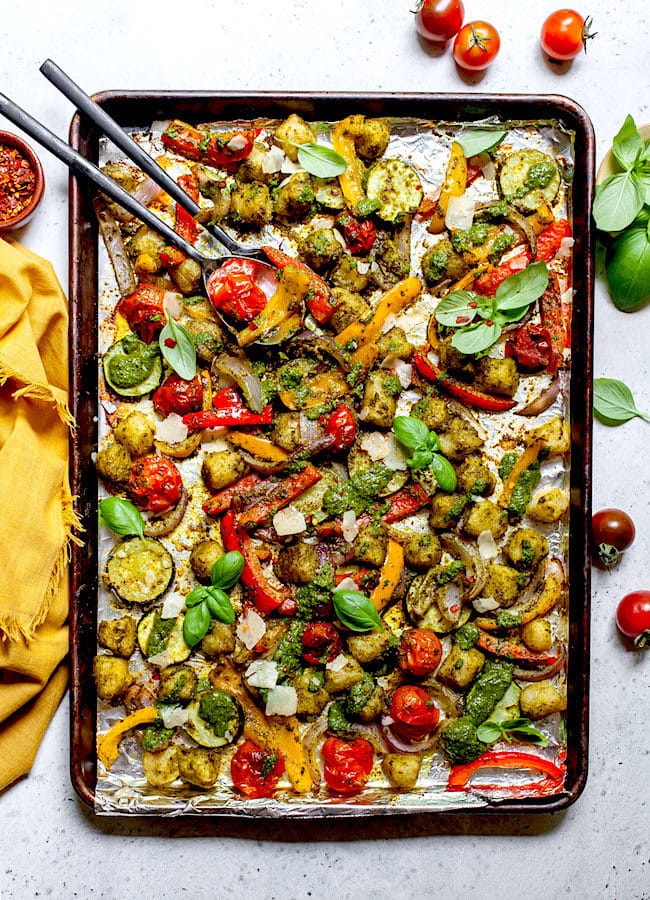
[69,91,594,815]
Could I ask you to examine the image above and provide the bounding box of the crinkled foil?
[95,116,574,816]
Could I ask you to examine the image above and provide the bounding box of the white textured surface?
[1,1,650,897]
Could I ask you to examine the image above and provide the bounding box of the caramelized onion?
[516,378,560,417]
[212,354,264,413]
[144,485,188,538]
[513,650,566,682]
[290,330,351,372]
[439,532,488,600]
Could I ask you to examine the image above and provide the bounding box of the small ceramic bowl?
[596,123,650,185]
[0,130,45,232]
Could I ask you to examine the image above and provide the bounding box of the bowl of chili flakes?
[0,130,45,232]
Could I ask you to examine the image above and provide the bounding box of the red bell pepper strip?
[159,246,187,268]
[261,245,336,324]
[447,751,565,792]
[540,273,568,366]
[174,172,200,246]
[316,483,431,539]
[182,406,273,432]
[162,119,259,167]
[473,251,531,297]
[475,630,560,667]
[534,219,572,262]
[413,355,516,412]
[236,464,323,530]
[202,473,264,516]
[220,511,290,614]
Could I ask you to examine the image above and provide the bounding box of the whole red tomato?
[117,282,166,344]
[540,10,596,61]
[322,737,374,794]
[414,0,464,42]
[389,685,440,742]
[399,628,443,676]
[153,372,203,418]
[301,622,342,665]
[206,258,268,323]
[616,592,650,648]
[453,21,501,71]
[127,456,182,514]
[323,405,357,452]
[592,508,635,569]
[505,324,554,371]
[230,740,285,798]
[335,213,377,255]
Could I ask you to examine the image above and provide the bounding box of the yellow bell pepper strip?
[278,370,350,411]
[335,277,421,349]
[428,141,468,234]
[236,463,323,530]
[447,751,565,793]
[331,117,364,208]
[237,267,310,348]
[96,706,159,770]
[261,245,337,324]
[370,539,404,612]
[211,663,313,794]
[498,440,545,509]
[226,432,289,462]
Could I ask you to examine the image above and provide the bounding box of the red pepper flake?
[0,144,36,220]
[164,337,177,348]
[468,301,478,309]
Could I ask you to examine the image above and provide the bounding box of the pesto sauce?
[442,715,488,764]
[141,725,174,752]
[451,222,489,253]
[524,159,557,191]
[436,560,465,586]
[464,660,514,725]
[488,232,515,263]
[424,250,449,282]
[455,622,480,650]
[145,611,176,657]
[507,461,541,521]
[106,335,159,389]
[273,621,305,682]
[198,689,239,738]
[322,464,393,517]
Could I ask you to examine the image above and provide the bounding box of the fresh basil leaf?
[211,551,245,591]
[476,721,503,744]
[424,431,440,452]
[612,115,644,171]
[159,315,197,380]
[606,226,650,310]
[204,587,235,625]
[182,601,212,648]
[392,415,430,450]
[495,260,549,311]
[332,590,384,633]
[186,586,211,608]
[431,453,457,492]
[493,305,530,325]
[593,172,646,232]
[633,168,650,205]
[593,377,650,425]
[296,143,347,178]
[507,724,548,746]
[457,129,507,159]
[98,496,144,537]
[407,447,434,470]
[434,290,479,327]
[451,321,501,355]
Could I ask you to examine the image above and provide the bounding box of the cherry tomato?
[592,508,635,569]
[152,373,203,418]
[535,219,572,262]
[505,324,554,371]
[206,258,268,323]
[453,21,501,71]
[414,0,464,42]
[322,737,374,794]
[116,282,166,344]
[389,685,440,742]
[322,404,357,451]
[616,592,650,648]
[399,628,443,676]
[474,251,531,296]
[301,622,342,665]
[540,10,596,61]
[230,740,285,798]
[335,213,377,255]
[127,456,182,514]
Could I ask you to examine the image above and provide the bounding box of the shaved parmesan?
[201,435,229,451]
[155,413,188,444]
[273,506,307,536]
[237,608,266,650]
[361,431,391,462]
[147,650,176,669]
[342,510,359,543]
[336,576,358,592]
[326,653,349,672]
[480,158,496,180]
[162,292,183,320]
[134,399,154,416]
[227,135,248,152]
[160,705,190,728]
[332,228,347,249]
[262,146,285,174]
[394,359,412,388]
[161,592,186,619]
[473,596,500,613]
[265,684,298,717]
[384,435,408,471]
[556,237,574,260]
[560,287,574,306]
[381,313,398,334]
[477,530,499,560]
[245,659,279,689]
[445,194,476,232]
[280,158,303,174]
[356,260,371,275]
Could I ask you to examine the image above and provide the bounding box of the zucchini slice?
[499,149,561,214]
[106,536,175,605]
[366,158,423,224]
[313,177,346,210]
[184,689,243,748]
[404,572,471,634]
[137,609,191,665]
[103,334,163,398]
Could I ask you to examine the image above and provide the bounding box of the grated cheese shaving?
[236,608,266,650]
[265,684,298,717]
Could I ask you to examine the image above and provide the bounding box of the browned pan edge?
[69,92,594,817]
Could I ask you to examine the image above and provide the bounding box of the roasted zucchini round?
[499,149,561,214]
[405,571,471,634]
[102,334,163,398]
[106,536,175,605]
[184,689,244,748]
[365,158,424,223]
[137,609,191,665]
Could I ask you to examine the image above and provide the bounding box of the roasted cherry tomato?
[301,622,342,665]
[335,212,377,255]
[505,324,554,371]
[616,592,650,648]
[323,404,357,451]
[540,9,596,61]
[474,251,531,296]
[414,0,464,42]
[206,258,268,323]
[322,737,374,794]
[592,508,636,570]
[389,685,440,742]
[453,21,501,71]
[127,456,182,514]
[399,628,443,676]
[535,219,572,262]
[152,373,203,418]
[117,282,166,344]
[230,740,285,798]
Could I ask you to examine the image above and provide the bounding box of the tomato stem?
[470,23,492,52]
[582,15,597,53]
[597,542,622,569]
[633,630,650,649]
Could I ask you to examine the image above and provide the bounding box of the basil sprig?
[332,589,384,633]
[99,496,144,537]
[392,415,457,491]
[286,141,347,178]
[476,717,548,747]
[434,261,549,355]
[457,129,507,159]
[159,315,197,380]
[183,551,244,647]
[593,377,650,426]
[593,116,650,232]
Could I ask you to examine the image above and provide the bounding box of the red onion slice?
[380,714,437,754]
[517,378,560,417]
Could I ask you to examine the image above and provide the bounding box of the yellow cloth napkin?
[0,237,81,791]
